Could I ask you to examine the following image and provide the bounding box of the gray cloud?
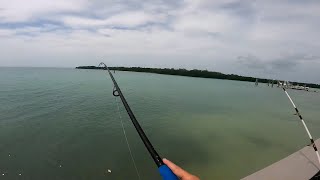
[238,53,319,70]
[237,55,265,69]
[271,54,319,69]
[220,1,256,18]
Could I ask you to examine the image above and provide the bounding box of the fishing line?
[114,96,141,180]
[282,87,320,165]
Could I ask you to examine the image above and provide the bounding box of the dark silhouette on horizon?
[75,66,320,89]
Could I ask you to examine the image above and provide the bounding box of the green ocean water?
[0,67,320,180]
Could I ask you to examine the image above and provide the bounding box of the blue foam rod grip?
[158,165,179,180]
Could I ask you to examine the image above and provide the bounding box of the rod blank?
[282,87,320,165]
[99,62,164,167]
[99,63,179,180]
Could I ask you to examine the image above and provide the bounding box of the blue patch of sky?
[0,19,74,37]
[0,20,65,29]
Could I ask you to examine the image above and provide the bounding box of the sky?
[0,0,319,83]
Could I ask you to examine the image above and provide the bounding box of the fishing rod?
[282,87,320,165]
[99,62,178,180]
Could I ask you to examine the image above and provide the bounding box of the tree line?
[76,66,320,89]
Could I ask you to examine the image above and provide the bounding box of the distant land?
[76,66,320,89]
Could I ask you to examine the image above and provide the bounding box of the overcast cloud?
[0,0,320,83]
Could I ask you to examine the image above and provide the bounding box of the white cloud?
[173,12,238,35]
[0,29,14,36]
[0,0,88,22]
[0,0,320,83]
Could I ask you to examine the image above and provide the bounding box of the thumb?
[163,158,191,179]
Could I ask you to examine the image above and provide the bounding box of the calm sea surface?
[1,67,320,179]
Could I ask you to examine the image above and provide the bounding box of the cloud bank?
[0,0,319,83]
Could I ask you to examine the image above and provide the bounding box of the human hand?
[163,158,200,180]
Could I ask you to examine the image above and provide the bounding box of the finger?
[163,158,190,178]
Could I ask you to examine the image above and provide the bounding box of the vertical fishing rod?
[282,87,320,165]
[99,63,178,180]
